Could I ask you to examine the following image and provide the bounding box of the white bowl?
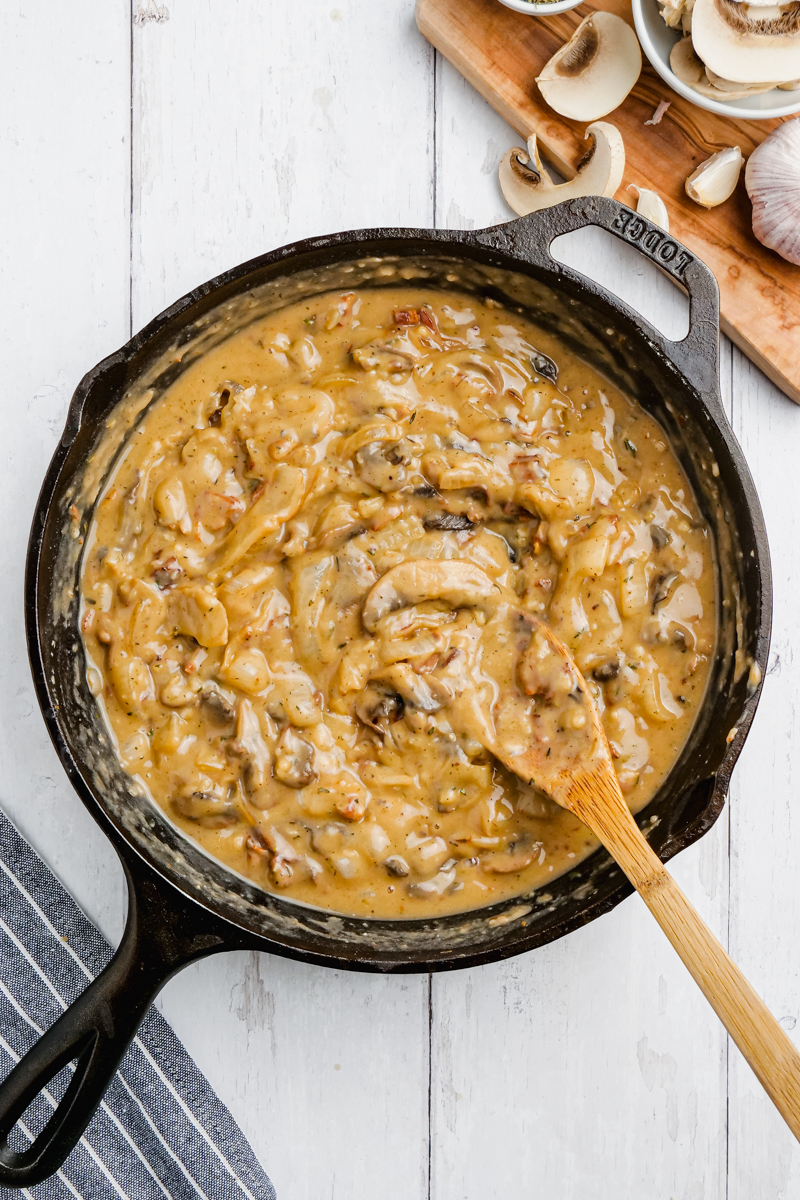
[497,0,584,16]
[632,0,800,120]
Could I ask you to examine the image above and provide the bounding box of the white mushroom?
[361,560,499,632]
[200,681,236,725]
[153,476,189,531]
[745,118,800,265]
[536,12,642,120]
[260,824,302,886]
[172,789,237,828]
[691,0,800,84]
[108,646,155,713]
[499,123,625,218]
[368,664,443,713]
[685,146,743,208]
[669,35,777,98]
[629,185,670,231]
[229,698,271,792]
[274,726,318,788]
[482,845,539,874]
[208,463,304,581]
[705,66,777,94]
[421,448,512,498]
[170,584,229,647]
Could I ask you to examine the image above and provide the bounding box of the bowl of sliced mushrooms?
[633,0,800,117]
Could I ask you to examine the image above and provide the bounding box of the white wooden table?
[2,3,799,1196]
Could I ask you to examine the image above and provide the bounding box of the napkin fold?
[0,810,276,1200]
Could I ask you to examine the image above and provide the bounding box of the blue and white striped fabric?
[0,811,276,1200]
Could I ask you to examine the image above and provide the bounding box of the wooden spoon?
[491,618,800,1141]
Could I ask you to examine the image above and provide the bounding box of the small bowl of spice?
[498,0,585,16]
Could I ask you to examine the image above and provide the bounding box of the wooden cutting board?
[416,0,800,404]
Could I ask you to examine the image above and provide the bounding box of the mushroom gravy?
[80,288,716,918]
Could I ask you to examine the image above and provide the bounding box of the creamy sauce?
[80,288,716,918]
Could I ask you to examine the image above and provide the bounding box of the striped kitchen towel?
[0,811,276,1200]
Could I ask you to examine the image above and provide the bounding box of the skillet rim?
[24,202,773,974]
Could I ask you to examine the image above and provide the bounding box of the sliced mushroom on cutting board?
[499,122,625,216]
[535,11,642,120]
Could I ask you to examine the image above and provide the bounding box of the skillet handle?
[0,854,236,1189]
[477,195,721,401]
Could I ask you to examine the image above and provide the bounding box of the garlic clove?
[629,185,670,231]
[535,12,642,122]
[745,118,800,265]
[659,0,695,30]
[499,123,625,217]
[686,146,743,208]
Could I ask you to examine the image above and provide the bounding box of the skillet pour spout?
[0,197,770,1186]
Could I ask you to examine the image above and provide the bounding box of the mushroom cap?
[498,122,626,217]
[536,11,642,121]
[691,0,800,83]
[705,65,779,92]
[669,34,778,96]
[361,560,499,632]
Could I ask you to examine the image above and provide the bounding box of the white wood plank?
[132,4,435,1197]
[0,1,131,945]
[163,952,430,1200]
[132,0,436,328]
[431,58,729,1199]
[727,352,800,1197]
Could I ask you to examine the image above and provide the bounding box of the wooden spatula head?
[496,616,621,819]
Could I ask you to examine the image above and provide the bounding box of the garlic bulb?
[745,118,800,266]
[629,185,670,231]
[685,146,743,208]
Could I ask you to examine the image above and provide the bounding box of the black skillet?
[0,197,771,1187]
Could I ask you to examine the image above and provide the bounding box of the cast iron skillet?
[0,197,771,1187]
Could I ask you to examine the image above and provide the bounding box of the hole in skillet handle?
[478,196,721,404]
[0,1033,97,1177]
[0,999,119,1188]
[550,225,689,342]
[0,949,194,1188]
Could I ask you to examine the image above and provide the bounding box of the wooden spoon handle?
[639,865,800,1140]
[571,769,800,1141]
